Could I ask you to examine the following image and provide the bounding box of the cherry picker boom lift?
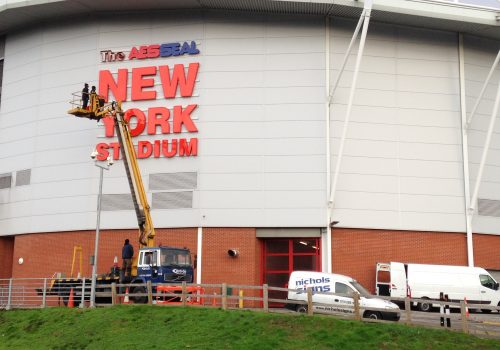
[39,91,197,306]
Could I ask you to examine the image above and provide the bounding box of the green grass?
[0,306,498,350]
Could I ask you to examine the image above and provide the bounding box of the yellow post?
[70,246,83,278]
[239,289,244,309]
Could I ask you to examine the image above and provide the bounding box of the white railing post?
[80,278,86,308]
[6,279,12,310]
[42,278,47,308]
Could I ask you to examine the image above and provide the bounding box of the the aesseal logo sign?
[94,40,200,161]
[100,41,199,63]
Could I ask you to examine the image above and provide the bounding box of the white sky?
[438,0,500,9]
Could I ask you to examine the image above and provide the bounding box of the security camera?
[90,150,98,160]
[107,156,114,166]
[227,249,239,258]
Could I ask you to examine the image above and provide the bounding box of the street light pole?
[90,156,113,308]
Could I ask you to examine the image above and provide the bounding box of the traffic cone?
[68,288,74,308]
[464,297,469,318]
[123,287,130,304]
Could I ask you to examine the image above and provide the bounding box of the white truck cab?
[286,271,400,321]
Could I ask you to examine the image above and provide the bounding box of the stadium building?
[1,0,500,297]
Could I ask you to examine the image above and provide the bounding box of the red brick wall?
[473,233,500,269]
[6,227,500,296]
[202,228,260,286]
[11,229,198,279]
[0,236,14,278]
[331,228,469,293]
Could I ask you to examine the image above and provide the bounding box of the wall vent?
[478,199,500,218]
[149,172,197,191]
[0,173,12,189]
[16,169,31,186]
[152,191,193,209]
[101,194,134,211]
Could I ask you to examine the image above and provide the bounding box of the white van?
[376,262,500,313]
[286,271,400,321]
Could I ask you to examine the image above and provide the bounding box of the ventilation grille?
[101,194,134,211]
[149,172,197,191]
[152,191,193,209]
[0,173,12,189]
[478,199,500,217]
[16,169,31,186]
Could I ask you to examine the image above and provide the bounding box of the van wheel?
[364,311,382,320]
[418,298,432,312]
[296,305,308,313]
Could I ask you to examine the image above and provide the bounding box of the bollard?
[440,292,445,327]
[445,294,451,328]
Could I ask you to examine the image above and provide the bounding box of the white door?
[333,282,356,315]
[390,262,407,298]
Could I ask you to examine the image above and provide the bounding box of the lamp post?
[90,154,113,308]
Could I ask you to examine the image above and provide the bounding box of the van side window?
[480,274,496,290]
[335,282,354,296]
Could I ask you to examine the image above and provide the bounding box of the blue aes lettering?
[160,41,199,57]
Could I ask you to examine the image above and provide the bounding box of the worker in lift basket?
[122,239,134,277]
[81,83,89,109]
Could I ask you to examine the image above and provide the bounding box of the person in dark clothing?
[122,239,134,277]
[82,83,89,109]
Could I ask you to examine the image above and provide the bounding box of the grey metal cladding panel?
[152,191,193,209]
[149,172,197,191]
[478,199,500,217]
[15,169,30,186]
[101,194,134,211]
[0,173,12,189]
[256,228,321,238]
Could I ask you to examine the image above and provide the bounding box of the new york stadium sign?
[95,41,200,161]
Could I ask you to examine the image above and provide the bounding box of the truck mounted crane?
[36,90,196,306]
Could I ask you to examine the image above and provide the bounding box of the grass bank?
[0,306,498,350]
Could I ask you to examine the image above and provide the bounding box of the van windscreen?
[351,281,372,297]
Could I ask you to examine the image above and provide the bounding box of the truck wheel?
[418,298,432,312]
[296,305,308,313]
[364,311,382,320]
[131,286,148,304]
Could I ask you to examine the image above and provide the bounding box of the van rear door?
[390,262,407,298]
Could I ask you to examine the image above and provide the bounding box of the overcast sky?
[440,0,500,8]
